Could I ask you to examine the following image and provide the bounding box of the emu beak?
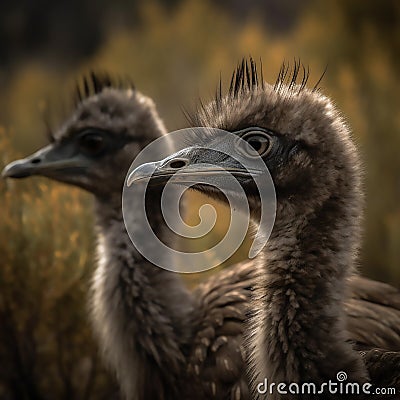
[127,148,258,187]
[126,158,209,187]
[2,144,85,179]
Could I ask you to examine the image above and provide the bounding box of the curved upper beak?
[126,160,163,186]
[2,144,85,180]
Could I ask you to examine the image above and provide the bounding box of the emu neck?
[91,190,193,399]
[251,195,368,397]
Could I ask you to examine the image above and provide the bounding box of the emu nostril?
[169,159,187,169]
[31,158,41,164]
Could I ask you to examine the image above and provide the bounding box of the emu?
[2,74,195,399]
[128,61,400,398]
[3,71,399,399]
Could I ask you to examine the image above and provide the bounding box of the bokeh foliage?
[0,132,119,398]
[0,0,399,398]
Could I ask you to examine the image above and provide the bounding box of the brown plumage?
[129,59,400,398]
[346,276,400,352]
[3,70,400,400]
[186,266,400,399]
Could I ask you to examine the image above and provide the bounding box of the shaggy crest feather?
[186,57,327,128]
[74,71,135,106]
[44,71,135,143]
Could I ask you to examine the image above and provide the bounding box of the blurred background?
[0,0,399,398]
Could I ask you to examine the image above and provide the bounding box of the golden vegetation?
[0,132,116,398]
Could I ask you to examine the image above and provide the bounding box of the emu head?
[2,73,166,198]
[128,60,361,225]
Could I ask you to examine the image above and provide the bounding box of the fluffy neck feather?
[91,190,193,399]
[249,189,369,399]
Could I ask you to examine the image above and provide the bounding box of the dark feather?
[361,349,400,397]
[228,57,260,99]
[40,101,56,143]
[312,63,328,92]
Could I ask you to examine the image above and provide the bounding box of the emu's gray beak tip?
[127,163,156,187]
[1,159,33,179]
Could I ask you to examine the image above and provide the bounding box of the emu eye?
[78,131,105,156]
[242,132,272,157]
